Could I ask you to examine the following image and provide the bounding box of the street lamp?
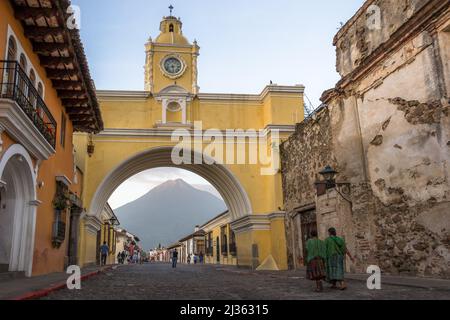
[319,165,338,189]
[315,165,351,199]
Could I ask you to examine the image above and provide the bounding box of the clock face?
[164,57,183,75]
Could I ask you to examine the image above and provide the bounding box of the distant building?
[179,227,206,263]
[97,203,120,265]
[200,211,237,266]
[115,228,141,264]
[166,242,183,263]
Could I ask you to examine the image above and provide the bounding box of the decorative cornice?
[84,215,102,233]
[95,84,304,103]
[0,99,55,160]
[96,125,295,139]
[96,90,151,101]
[199,85,305,102]
[56,175,72,187]
[267,211,286,220]
[231,215,271,234]
[230,211,289,234]
[200,211,230,231]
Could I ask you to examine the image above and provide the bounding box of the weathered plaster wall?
[282,0,450,278]
[335,0,433,77]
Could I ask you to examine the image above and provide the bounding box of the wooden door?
[300,209,317,266]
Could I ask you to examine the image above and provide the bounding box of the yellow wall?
[75,15,303,271]
[0,1,80,276]
[203,219,237,266]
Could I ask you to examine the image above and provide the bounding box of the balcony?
[0,61,57,151]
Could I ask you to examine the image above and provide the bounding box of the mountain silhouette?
[114,179,227,250]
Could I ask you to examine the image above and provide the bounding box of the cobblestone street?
[42,263,450,300]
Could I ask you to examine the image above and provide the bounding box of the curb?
[346,275,450,292]
[9,266,114,301]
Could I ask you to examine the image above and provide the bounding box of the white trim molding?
[231,215,271,234]
[0,99,55,160]
[0,144,38,277]
[95,84,305,103]
[56,175,73,187]
[95,125,295,139]
[84,215,102,234]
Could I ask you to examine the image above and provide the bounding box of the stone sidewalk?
[255,267,450,292]
[2,263,449,300]
[42,263,450,300]
[0,265,115,300]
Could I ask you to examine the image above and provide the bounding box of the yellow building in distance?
[75,13,305,271]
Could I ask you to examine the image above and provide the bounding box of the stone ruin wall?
[335,0,433,77]
[281,0,450,277]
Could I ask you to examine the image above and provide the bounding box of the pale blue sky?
[72,0,366,208]
[72,0,364,107]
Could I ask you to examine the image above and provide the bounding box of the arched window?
[37,82,43,98]
[28,69,36,107]
[36,82,44,117]
[7,36,17,61]
[169,24,174,32]
[3,36,17,97]
[19,53,27,70]
[18,54,28,100]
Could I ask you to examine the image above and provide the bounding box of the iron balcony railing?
[0,60,57,148]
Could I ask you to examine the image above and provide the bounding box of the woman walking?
[305,230,327,292]
[325,228,354,290]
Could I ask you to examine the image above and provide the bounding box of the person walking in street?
[172,249,179,268]
[100,241,109,266]
[193,254,198,265]
[325,227,354,290]
[187,254,191,264]
[121,251,126,265]
[305,230,327,292]
[199,252,204,264]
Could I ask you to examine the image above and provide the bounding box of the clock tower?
[144,12,200,95]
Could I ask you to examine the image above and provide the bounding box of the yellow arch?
[88,146,253,221]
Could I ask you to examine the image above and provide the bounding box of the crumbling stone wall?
[281,108,336,269]
[281,0,450,278]
[335,0,434,77]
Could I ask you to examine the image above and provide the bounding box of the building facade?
[281,0,450,278]
[0,0,102,277]
[74,13,305,271]
[179,227,206,264]
[201,211,238,266]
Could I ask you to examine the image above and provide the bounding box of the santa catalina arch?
[74,14,305,270]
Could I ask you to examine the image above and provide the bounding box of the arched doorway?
[88,147,252,222]
[0,145,37,277]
